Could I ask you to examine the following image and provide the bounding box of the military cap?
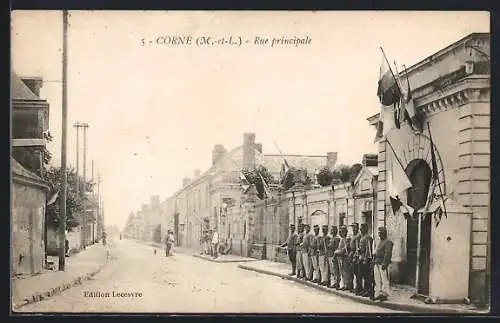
[303,223,311,228]
[378,226,387,233]
[290,223,296,228]
[360,223,369,229]
[321,224,329,229]
[313,224,319,229]
[350,222,359,228]
[298,223,304,227]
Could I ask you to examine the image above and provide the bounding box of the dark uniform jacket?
[373,239,393,267]
[358,234,374,263]
[310,234,320,256]
[349,233,362,261]
[318,234,328,256]
[301,232,312,253]
[326,235,339,258]
[282,232,298,251]
[297,232,304,251]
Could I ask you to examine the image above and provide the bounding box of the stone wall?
[11,181,46,275]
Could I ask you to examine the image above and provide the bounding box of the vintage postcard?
[11,10,490,314]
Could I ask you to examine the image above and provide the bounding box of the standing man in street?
[280,224,298,276]
[310,225,321,283]
[327,225,341,289]
[349,223,362,294]
[335,226,349,290]
[296,223,305,279]
[318,225,330,286]
[358,223,374,298]
[211,228,220,259]
[165,230,174,257]
[373,226,394,302]
[301,224,312,281]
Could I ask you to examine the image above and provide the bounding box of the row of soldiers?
[280,222,393,301]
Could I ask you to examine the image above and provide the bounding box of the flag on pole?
[239,171,251,193]
[47,190,59,205]
[377,48,401,107]
[280,159,291,184]
[259,171,271,199]
[374,105,398,143]
[387,140,413,217]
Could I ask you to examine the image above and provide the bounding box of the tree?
[331,163,363,185]
[282,167,312,191]
[242,165,274,199]
[316,166,334,187]
[348,163,363,185]
[44,166,95,230]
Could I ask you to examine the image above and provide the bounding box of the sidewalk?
[238,260,488,314]
[12,242,111,310]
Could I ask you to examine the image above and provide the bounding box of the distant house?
[11,157,49,276]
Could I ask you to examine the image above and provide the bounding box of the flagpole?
[380,47,402,96]
[427,122,448,219]
[386,138,407,173]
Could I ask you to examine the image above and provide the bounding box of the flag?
[47,191,59,205]
[387,140,413,217]
[377,49,401,107]
[239,171,251,193]
[259,171,271,199]
[280,159,290,183]
[374,105,398,143]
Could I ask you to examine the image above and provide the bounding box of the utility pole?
[81,122,89,249]
[73,122,80,197]
[58,9,69,271]
[91,160,95,244]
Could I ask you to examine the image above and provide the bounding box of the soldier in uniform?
[310,225,321,283]
[358,223,374,298]
[295,223,305,279]
[335,225,350,290]
[301,224,313,281]
[280,224,298,276]
[327,225,341,289]
[349,223,362,294]
[318,224,330,286]
[373,226,394,301]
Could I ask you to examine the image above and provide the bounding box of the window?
[361,179,371,191]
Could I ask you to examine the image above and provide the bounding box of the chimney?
[21,77,43,97]
[194,169,201,178]
[212,144,227,165]
[255,143,263,153]
[362,154,378,167]
[326,152,338,169]
[182,177,191,187]
[243,133,256,169]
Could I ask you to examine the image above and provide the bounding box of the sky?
[11,10,489,230]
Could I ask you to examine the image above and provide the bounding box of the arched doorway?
[403,159,432,295]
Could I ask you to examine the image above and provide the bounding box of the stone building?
[11,158,49,276]
[159,133,333,251]
[367,32,490,304]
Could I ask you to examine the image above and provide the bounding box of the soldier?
[349,223,362,294]
[334,225,349,290]
[310,225,321,283]
[327,225,341,289]
[301,224,313,281]
[358,223,374,298]
[280,224,298,276]
[296,223,305,279]
[373,226,393,302]
[318,225,330,286]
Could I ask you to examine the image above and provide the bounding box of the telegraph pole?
[73,122,80,197]
[81,122,89,249]
[58,9,69,271]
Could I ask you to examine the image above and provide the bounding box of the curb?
[13,252,111,310]
[237,264,486,314]
[191,253,257,263]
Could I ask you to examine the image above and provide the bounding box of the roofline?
[263,154,327,158]
[398,32,489,78]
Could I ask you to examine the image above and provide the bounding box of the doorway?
[404,159,432,294]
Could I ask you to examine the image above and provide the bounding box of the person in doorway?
[335,226,350,290]
[310,225,321,283]
[373,226,393,302]
[280,224,298,276]
[211,228,220,259]
[358,223,374,298]
[318,225,330,286]
[327,225,341,289]
[295,223,305,279]
[349,223,362,294]
[300,224,312,281]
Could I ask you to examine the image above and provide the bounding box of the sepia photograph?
[10,10,490,314]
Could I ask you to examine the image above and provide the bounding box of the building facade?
[367,32,490,304]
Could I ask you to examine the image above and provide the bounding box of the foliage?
[282,167,312,191]
[316,166,334,187]
[330,163,363,186]
[44,166,95,230]
[242,165,274,199]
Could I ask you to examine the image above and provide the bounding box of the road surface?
[18,239,404,313]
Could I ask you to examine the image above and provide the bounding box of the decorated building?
[367,32,490,305]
